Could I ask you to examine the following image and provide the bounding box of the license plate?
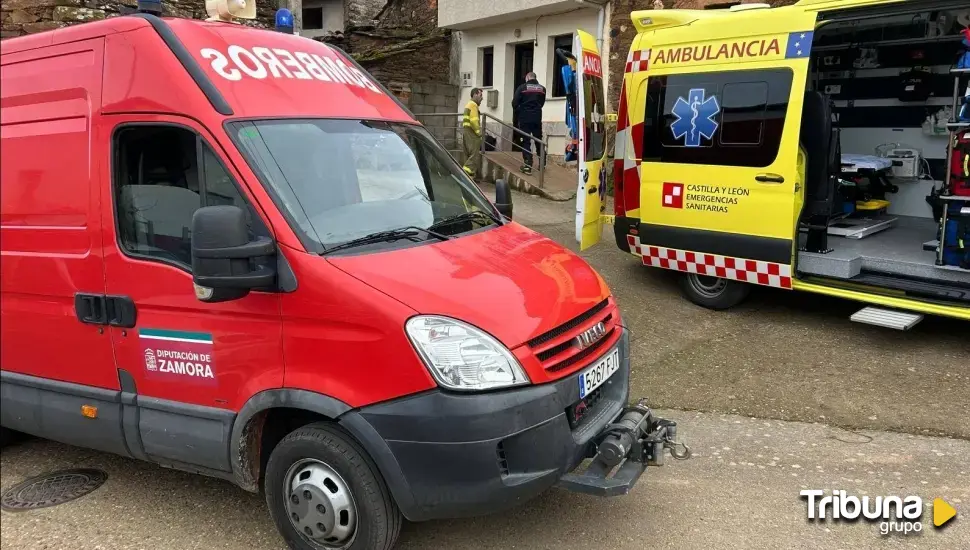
[578,348,620,399]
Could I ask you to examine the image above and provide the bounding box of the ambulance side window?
[642,68,793,168]
[113,125,266,270]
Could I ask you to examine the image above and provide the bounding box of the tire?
[678,273,751,310]
[264,422,402,550]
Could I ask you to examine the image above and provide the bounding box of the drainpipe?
[575,0,608,54]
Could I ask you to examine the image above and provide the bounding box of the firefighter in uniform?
[511,72,547,174]
[462,87,484,179]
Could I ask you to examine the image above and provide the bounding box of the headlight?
[405,316,529,391]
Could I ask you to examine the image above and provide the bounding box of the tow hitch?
[557,399,690,497]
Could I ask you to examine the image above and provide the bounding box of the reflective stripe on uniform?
[462,100,481,135]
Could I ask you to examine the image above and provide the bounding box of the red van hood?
[327,223,611,348]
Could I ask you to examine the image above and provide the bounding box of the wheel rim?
[687,274,728,298]
[284,459,358,548]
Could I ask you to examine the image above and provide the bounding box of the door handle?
[106,295,137,328]
[74,293,107,325]
[755,173,785,183]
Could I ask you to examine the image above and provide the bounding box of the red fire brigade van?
[0,6,687,549]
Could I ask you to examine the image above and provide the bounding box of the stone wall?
[345,0,384,26]
[377,0,435,29]
[410,82,461,154]
[325,0,453,96]
[0,0,278,39]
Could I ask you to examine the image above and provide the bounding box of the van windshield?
[229,119,499,254]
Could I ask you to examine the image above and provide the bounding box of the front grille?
[526,299,618,375]
[536,313,613,362]
[546,328,615,372]
[527,299,609,348]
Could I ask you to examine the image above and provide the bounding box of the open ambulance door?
[633,10,818,291]
[574,29,609,251]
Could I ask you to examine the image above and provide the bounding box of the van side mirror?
[495,178,513,219]
[191,205,277,303]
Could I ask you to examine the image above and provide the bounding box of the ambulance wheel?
[265,422,401,550]
[679,274,750,310]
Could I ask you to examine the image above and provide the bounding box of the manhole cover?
[1,468,107,511]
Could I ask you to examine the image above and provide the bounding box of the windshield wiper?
[428,210,501,233]
[320,226,449,256]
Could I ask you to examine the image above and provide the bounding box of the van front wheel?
[679,273,750,310]
[264,422,401,550]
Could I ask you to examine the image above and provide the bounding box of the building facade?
[440,0,610,154]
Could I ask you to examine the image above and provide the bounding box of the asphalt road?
[2,187,968,549]
[2,412,967,549]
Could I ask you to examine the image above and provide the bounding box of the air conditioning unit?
[486,89,499,109]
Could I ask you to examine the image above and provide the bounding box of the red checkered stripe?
[625,49,651,73]
[626,235,793,289]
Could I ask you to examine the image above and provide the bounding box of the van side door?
[0,38,131,457]
[98,115,284,474]
[633,11,817,289]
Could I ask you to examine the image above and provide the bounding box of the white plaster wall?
[455,8,600,153]
[439,0,575,30]
[301,0,344,37]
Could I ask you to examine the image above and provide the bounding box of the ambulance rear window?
[642,67,793,168]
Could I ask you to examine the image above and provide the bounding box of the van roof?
[1,15,414,124]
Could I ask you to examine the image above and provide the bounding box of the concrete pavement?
[1,186,967,548]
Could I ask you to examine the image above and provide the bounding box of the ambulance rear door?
[634,9,817,290]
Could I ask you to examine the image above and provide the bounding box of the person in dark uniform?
[511,72,547,174]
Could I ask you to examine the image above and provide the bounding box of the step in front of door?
[850,307,924,330]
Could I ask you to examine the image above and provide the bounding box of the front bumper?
[341,329,652,522]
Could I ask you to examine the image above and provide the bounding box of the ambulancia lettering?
[653,38,781,66]
[583,51,603,77]
[200,45,383,94]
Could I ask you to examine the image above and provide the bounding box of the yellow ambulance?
[574,0,970,329]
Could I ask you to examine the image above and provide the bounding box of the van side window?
[583,72,607,160]
[113,125,265,269]
[642,68,793,168]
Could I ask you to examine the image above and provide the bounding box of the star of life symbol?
[671,88,720,147]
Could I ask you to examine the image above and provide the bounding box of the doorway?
[512,42,534,133]
[513,43,534,92]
